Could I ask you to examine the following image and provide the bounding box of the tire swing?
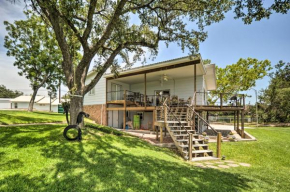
[63,112,90,141]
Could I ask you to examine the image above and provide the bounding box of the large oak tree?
[23,0,289,123]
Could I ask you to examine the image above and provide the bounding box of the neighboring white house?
[10,96,61,112]
[0,98,12,109]
[83,55,217,130]
[34,97,61,113]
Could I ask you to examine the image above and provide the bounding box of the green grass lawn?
[0,110,68,125]
[0,124,289,191]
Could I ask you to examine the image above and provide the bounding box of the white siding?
[0,99,11,109]
[34,104,58,112]
[16,102,29,109]
[84,75,106,105]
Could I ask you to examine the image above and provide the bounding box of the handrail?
[188,105,218,134]
[161,98,192,135]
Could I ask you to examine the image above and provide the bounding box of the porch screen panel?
[111,83,122,100]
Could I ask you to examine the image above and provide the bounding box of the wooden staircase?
[156,106,219,161]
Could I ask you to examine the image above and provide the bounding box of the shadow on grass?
[0,124,65,148]
[0,125,253,191]
[0,114,60,125]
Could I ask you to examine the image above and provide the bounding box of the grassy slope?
[0,110,67,125]
[0,125,289,191]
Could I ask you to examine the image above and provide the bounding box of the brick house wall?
[83,104,107,125]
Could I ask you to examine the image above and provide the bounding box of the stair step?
[170,129,195,132]
[177,139,203,142]
[183,150,213,154]
[169,126,192,128]
[179,144,208,148]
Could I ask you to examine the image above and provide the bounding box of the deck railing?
[106,90,245,109]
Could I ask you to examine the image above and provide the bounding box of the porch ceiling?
[111,64,205,84]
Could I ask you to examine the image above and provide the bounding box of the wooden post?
[192,114,195,131]
[156,126,159,140]
[217,132,222,158]
[243,94,245,109]
[153,110,156,131]
[241,110,245,138]
[237,110,240,134]
[188,133,193,161]
[144,73,147,108]
[220,93,223,109]
[123,90,127,130]
[160,126,163,143]
[206,111,209,130]
[194,64,197,106]
[234,111,236,131]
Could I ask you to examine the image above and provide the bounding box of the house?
[34,97,61,113]
[10,96,61,112]
[0,98,12,109]
[83,55,246,161]
[10,96,45,109]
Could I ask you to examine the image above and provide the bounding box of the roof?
[10,96,45,103]
[87,55,201,78]
[0,98,13,100]
[10,96,63,105]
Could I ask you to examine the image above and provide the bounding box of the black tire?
[63,125,82,141]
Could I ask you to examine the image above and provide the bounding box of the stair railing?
[188,92,222,159]
[162,98,195,160]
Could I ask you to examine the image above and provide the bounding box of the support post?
[234,111,236,131]
[241,110,245,138]
[217,132,222,158]
[220,93,223,108]
[153,110,156,131]
[188,133,193,161]
[194,64,197,106]
[237,110,240,134]
[123,90,127,130]
[160,126,163,143]
[144,73,147,108]
[156,126,159,140]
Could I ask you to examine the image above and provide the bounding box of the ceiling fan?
[160,74,170,86]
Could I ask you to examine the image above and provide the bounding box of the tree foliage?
[22,0,289,122]
[217,58,271,93]
[4,11,63,111]
[207,58,271,103]
[0,85,23,98]
[259,61,290,123]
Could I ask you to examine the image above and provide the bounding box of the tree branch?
[82,0,97,41]
[91,0,128,54]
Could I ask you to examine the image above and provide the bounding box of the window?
[89,88,95,95]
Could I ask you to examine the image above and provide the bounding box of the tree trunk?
[69,95,84,125]
[28,88,39,112]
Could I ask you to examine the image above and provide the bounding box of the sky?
[0,1,289,103]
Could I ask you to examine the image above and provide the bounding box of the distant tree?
[18,0,289,123]
[0,85,23,98]
[4,11,63,112]
[208,58,272,103]
[259,61,290,123]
